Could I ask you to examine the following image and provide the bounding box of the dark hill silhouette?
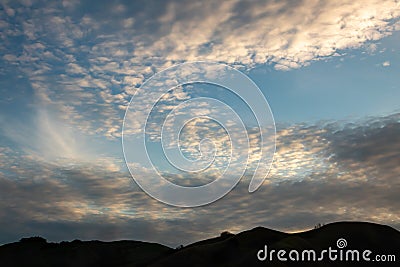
[0,222,398,266]
[0,238,172,267]
[152,222,399,267]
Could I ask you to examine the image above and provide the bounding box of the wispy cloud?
[0,106,96,162]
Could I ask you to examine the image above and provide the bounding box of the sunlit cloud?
[1,0,399,138]
[0,113,399,246]
[0,0,399,249]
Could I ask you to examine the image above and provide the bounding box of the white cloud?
[1,0,400,139]
[122,17,135,28]
[136,0,400,70]
[1,3,15,17]
[366,43,378,54]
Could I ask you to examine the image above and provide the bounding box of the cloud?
[1,0,400,138]
[0,0,399,247]
[0,106,97,162]
[98,0,400,71]
[0,113,399,246]
[366,43,378,54]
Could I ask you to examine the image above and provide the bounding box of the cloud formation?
[0,113,399,246]
[0,0,399,247]
[1,0,400,138]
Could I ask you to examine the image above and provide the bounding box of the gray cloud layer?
[0,113,399,247]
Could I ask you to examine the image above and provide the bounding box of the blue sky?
[250,31,400,123]
[0,0,400,246]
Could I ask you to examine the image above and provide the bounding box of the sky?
[0,0,400,247]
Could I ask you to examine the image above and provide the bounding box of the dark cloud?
[325,113,400,173]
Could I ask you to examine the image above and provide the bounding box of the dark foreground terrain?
[0,222,398,266]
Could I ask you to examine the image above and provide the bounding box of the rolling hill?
[0,222,398,266]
